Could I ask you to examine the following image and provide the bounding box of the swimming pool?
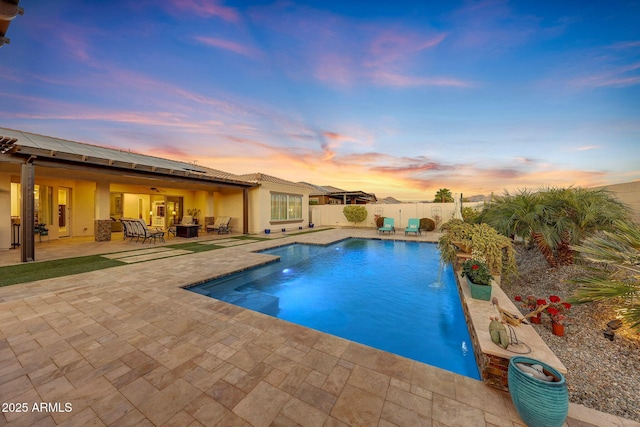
[189,238,480,379]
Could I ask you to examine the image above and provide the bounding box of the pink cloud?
[571,62,640,88]
[248,4,468,89]
[166,0,239,23]
[370,71,472,88]
[195,36,262,59]
[366,32,446,68]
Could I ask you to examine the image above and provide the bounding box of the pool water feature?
[189,239,481,380]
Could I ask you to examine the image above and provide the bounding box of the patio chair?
[206,216,232,234]
[126,219,165,243]
[378,217,395,234]
[405,218,421,236]
[35,223,49,242]
[120,218,135,240]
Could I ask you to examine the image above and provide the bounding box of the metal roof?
[0,128,255,188]
[237,172,310,189]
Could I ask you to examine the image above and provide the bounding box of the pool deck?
[1,229,638,426]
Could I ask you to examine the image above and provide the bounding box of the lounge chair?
[206,216,232,234]
[378,217,395,234]
[405,218,421,236]
[121,218,165,243]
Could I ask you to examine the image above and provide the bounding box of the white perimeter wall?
[312,202,484,230]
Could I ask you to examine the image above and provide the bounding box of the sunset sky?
[2,0,639,200]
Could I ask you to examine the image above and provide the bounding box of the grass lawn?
[0,256,126,287]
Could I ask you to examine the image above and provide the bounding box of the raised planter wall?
[454,270,566,390]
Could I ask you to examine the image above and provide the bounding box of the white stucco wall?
[312,202,484,230]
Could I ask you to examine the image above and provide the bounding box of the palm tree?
[481,187,631,267]
[434,188,453,203]
[546,187,631,266]
[480,189,560,266]
[570,220,640,330]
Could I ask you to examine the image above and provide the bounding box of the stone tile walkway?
[0,229,638,426]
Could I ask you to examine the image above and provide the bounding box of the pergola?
[0,0,24,47]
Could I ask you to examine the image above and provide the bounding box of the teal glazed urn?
[508,357,568,427]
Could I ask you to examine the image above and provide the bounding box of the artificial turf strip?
[0,256,126,287]
[231,235,273,241]
[286,228,332,236]
[165,242,225,253]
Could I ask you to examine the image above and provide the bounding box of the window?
[271,193,302,221]
[34,185,53,225]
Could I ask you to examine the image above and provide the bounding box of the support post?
[21,161,35,262]
[243,188,249,234]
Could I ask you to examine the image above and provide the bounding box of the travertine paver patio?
[0,229,637,426]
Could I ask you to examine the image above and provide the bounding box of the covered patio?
[0,128,256,262]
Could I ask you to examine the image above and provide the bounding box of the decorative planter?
[508,356,568,427]
[552,322,565,336]
[465,276,492,301]
[309,223,314,228]
[530,313,541,324]
[264,229,271,234]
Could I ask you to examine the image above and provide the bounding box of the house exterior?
[236,173,312,234]
[0,128,310,261]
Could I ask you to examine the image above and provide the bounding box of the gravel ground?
[503,246,640,423]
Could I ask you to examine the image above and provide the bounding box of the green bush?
[419,218,435,231]
[343,205,368,226]
[462,207,481,223]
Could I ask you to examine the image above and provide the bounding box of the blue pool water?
[189,239,480,379]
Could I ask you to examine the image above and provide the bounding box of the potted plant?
[545,295,571,336]
[461,258,493,300]
[438,222,517,279]
[515,295,548,324]
[187,208,201,224]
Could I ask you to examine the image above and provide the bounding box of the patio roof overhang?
[0,130,256,190]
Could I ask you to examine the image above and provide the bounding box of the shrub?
[438,222,517,278]
[462,207,481,223]
[375,215,385,228]
[343,205,368,226]
[419,218,435,231]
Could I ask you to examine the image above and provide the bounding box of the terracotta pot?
[530,313,541,324]
[552,322,565,336]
